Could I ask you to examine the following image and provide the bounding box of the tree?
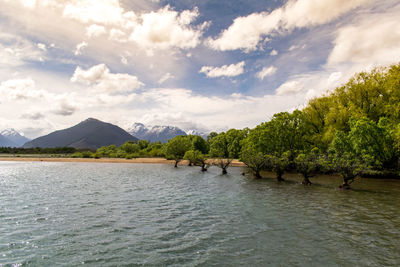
[184,150,208,171]
[192,135,209,154]
[294,149,325,185]
[240,143,266,179]
[164,136,192,167]
[209,129,246,174]
[330,152,370,189]
[120,141,140,154]
[329,129,371,188]
[264,152,291,182]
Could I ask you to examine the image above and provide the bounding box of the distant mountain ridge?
[127,123,209,142]
[23,118,138,150]
[127,123,187,143]
[0,134,17,147]
[1,129,30,147]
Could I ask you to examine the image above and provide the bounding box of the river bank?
[0,156,246,166]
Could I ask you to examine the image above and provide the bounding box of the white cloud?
[37,43,47,51]
[256,66,277,80]
[158,72,174,84]
[120,56,128,65]
[63,0,125,25]
[74,41,88,55]
[71,63,144,92]
[0,78,47,100]
[0,33,45,66]
[109,28,126,42]
[328,8,400,65]
[86,24,106,38]
[270,49,278,56]
[52,101,78,116]
[207,0,370,51]
[207,10,282,52]
[199,61,245,78]
[276,81,303,95]
[20,111,44,120]
[130,6,206,51]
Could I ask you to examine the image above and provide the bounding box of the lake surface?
[1,162,400,266]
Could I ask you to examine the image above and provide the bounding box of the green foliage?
[209,129,247,158]
[244,110,310,158]
[184,150,207,167]
[0,147,77,154]
[120,142,140,154]
[138,140,149,150]
[240,141,266,178]
[164,136,192,165]
[264,152,291,181]
[191,136,209,154]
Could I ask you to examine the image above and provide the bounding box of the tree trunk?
[222,168,227,175]
[339,177,351,189]
[276,172,284,182]
[254,170,262,179]
[174,160,178,168]
[188,162,192,166]
[201,163,207,172]
[302,175,312,185]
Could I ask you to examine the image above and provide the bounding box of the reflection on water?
[0,162,399,266]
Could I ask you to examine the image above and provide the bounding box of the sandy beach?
[0,156,246,167]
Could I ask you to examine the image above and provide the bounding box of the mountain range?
[127,123,187,143]
[0,129,30,147]
[23,118,137,150]
[1,119,209,149]
[127,123,209,143]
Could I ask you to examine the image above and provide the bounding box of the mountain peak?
[23,118,137,149]
[0,128,30,147]
[82,118,101,123]
[1,128,21,137]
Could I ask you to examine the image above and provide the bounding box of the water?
[1,162,400,266]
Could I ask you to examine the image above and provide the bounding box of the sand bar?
[0,157,246,166]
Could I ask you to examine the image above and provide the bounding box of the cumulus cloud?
[52,101,77,116]
[130,6,207,51]
[86,24,106,38]
[74,41,88,56]
[199,61,245,78]
[207,0,370,51]
[0,78,47,100]
[276,81,303,95]
[328,8,400,65]
[71,63,144,92]
[256,66,277,80]
[63,0,125,25]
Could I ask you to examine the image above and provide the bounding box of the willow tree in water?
[164,136,192,167]
[209,129,247,174]
[240,141,267,179]
[294,149,327,185]
[184,150,208,172]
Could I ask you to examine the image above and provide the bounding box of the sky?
[0,0,400,138]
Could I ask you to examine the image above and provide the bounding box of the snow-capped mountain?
[186,129,209,139]
[127,123,210,143]
[127,123,187,143]
[0,128,30,147]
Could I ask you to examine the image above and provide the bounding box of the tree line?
[89,64,400,188]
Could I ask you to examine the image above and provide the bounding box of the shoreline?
[0,157,246,166]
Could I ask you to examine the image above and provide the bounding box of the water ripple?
[0,162,399,266]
